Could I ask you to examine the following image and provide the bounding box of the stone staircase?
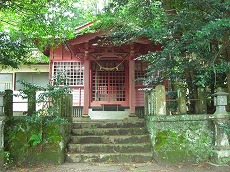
[66,120,153,163]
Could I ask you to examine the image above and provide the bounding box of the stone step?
[68,143,152,153]
[66,120,152,163]
[72,127,148,136]
[70,135,150,144]
[72,120,145,129]
[66,152,153,163]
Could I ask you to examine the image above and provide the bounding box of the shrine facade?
[50,32,161,119]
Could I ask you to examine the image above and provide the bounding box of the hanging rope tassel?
[99,66,119,71]
[94,57,126,71]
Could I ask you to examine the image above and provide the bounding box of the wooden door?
[91,61,127,106]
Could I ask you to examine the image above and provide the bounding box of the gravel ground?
[2,162,230,172]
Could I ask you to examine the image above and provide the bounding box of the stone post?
[155,85,166,116]
[144,91,149,116]
[1,91,10,169]
[27,89,36,116]
[3,90,13,117]
[54,95,62,117]
[211,87,230,164]
[177,86,187,115]
[59,95,65,117]
[0,92,4,116]
[197,87,207,114]
[0,116,6,169]
[145,90,156,116]
[60,94,73,122]
[67,94,73,123]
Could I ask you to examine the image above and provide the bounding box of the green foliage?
[0,32,29,69]
[3,151,13,168]
[98,0,230,91]
[3,74,70,165]
[16,73,71,116]
[167,91,178,113]
[29,133,43,147]
[44,116,68,125]
[0,0,102,68]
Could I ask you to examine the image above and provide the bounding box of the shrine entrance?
[50,30,162,118]
[90,60,128,108]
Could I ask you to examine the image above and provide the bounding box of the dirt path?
[3,162,230,172]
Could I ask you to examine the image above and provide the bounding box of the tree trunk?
[223,31,230,110]
[185,69,198,114]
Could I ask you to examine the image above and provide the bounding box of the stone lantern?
[213,87,229,117]
[211,87,230,164]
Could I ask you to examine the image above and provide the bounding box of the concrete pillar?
[155,85,166,116]
[211,87,230,164]
[177,86,187,115]
[197,87,207,114]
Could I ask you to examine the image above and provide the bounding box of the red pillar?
[82,50,90,117]
[129,56,136,117]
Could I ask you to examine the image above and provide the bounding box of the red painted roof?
[75,20,99,31]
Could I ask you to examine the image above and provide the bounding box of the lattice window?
[92,61,126,102]
[53,62,84,86]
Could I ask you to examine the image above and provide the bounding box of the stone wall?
[145,85,230,165]
[145,115,215,164]
[4,117,72,165]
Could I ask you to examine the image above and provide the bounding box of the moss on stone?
[146,115,215,164]
[4,117,69,165]
[0,150,4,168]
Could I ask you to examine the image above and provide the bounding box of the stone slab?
[88,109,130,120]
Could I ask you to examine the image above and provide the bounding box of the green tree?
[97,0,230,112]
[0,0,102,68]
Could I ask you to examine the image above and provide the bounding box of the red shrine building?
[50,32,161,119]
